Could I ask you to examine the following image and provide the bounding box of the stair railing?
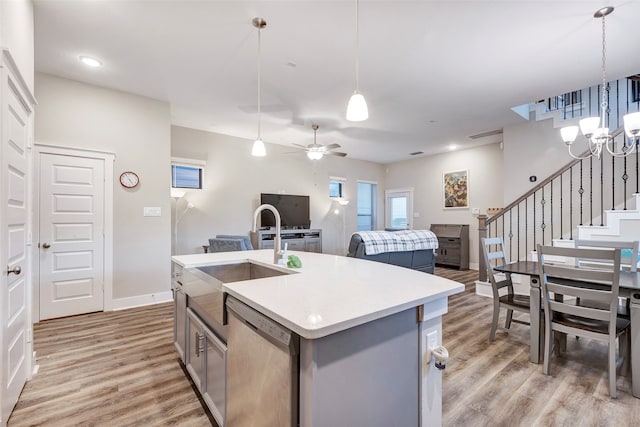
[478,127,639,281]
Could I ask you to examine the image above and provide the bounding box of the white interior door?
[39,153,105,320]
[385,188,413,230]
[1,58,30,422]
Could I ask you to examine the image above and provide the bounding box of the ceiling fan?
[293,124,347,160]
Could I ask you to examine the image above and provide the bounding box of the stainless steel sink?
[196,261,293,284]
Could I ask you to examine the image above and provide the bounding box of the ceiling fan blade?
[326,151,347,157]
[323,143,341,150]
[292,143,309,150]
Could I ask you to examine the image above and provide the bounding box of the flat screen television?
[260,193,311,229]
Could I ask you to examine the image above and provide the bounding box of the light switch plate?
[143,207,162,217]
[472,207,480,215]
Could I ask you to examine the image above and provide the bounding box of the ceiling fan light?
[624,112,640,137]
[252,138,266,157]
[346,91,368,121]
[307,151,323,160]
[579,117,601,138]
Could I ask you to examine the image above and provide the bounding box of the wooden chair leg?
[490,301,500,341]
[505,308,513,329]
[543,325,552,375]
[609,336,617,398]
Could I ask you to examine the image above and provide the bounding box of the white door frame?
[385,188,414,230]
[1,48,36,423]
[33,144,114,323]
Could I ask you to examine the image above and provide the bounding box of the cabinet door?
[305,239,322,253]
[285,240,305,251]
[186,309,205,391]
[173,287,187,362]
[203,328,227,427]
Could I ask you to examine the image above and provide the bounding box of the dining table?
[494,260,640,398]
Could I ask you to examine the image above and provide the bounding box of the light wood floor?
[8,267,640,426]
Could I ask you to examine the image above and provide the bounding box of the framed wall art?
[443,169,469,209]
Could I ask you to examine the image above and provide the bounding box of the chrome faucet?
[252,204,285,264]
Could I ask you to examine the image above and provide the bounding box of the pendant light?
[346,0,368,121]
[251,18,267,157]
[560,7,640,159]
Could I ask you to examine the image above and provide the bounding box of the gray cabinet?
[430,224,469,270]
[172,264,186,362]
[186,308,227,426]
[251,229,322,253]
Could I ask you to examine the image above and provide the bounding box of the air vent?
[469,129,503,140]
[410,151,424,156]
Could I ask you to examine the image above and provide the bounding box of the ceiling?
[33,0,640,164]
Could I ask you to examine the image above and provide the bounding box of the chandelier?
[560,6,640,159]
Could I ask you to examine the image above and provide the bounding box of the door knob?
[7,266,21,275]
[42,242,51,249]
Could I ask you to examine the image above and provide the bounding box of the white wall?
[502,114,574,205]
[0,0,34,93]
[34,73,172,301]
[171,125,386,256]
[385,143,504,268]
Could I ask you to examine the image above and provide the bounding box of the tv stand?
[250,229,322,253]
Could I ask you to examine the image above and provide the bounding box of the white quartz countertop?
[172,249,464,339]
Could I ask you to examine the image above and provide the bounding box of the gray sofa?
[346,232,436,274]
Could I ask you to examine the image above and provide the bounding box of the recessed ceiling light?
[79,56,102,67]
[449,145,457,151]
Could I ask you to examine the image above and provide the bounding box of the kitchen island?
[172,249,464,427]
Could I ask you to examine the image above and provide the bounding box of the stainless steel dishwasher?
[225,296,299,427]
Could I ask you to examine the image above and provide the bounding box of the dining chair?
[481,237,530,341]
[573,239,639,318]
[536,244,630,398]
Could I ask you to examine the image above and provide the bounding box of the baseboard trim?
[112,291,173,311]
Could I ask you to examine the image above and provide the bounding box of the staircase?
[477,76,640,295]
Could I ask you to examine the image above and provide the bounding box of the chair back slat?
[548,300,611,321]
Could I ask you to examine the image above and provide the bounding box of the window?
[631,78,640,103]
[546,90,581,112]
[329,177,345,198]
[357,181,377,231]
[171,157,205,189]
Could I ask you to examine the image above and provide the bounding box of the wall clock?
[119,171,139,188]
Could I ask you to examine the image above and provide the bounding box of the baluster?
[579,160,584,226]
[508,209,513,262]
[525,197,528,259]
[636,138,640,193]
[517,204,520,261]
[612,154,615,210]
[600,155,604,226]
[540,187,546,246]
[550,180,554,240]
[589,157,593,225]
[533,192,536,248]
[624,155,629,210]
[559,175,563,239]
[570,167,573,240]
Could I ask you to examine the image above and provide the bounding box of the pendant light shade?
[252,138,266,157]
[252,17,267,157]
[347,91,368,122]
[346,0,368,122]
